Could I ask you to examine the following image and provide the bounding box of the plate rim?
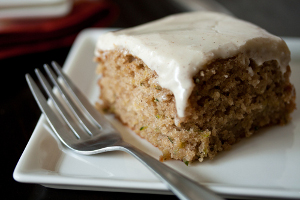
[13,28,300,199]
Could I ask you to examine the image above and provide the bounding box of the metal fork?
[25,61,223,200]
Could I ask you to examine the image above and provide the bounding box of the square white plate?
[13,28,300,199]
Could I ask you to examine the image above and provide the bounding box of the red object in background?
[0,0,119,59]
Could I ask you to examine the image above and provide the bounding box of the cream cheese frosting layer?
[95,11,290,118]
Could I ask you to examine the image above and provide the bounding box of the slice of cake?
[94,11,296,163]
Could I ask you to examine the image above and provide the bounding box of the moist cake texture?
[94,11,296,163]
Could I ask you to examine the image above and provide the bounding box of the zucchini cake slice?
[94,11,296,163]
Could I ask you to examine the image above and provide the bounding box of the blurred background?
[0,0,299,61]
[1,0,299,199]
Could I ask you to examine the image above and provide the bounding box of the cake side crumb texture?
[94,11,296,163]
[95,11,291,118]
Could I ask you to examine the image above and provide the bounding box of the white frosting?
[95,11,290,117]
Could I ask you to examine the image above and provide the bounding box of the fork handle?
[119,142,223,200]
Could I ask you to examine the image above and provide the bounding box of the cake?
[94,11,296,163]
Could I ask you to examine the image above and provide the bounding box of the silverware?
[25,61,223,200]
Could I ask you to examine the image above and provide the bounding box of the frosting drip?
[95,11,290,117]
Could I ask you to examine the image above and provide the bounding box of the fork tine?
[25,74,78,147]
[35,69,90,140]
[43,64,101,136]
[51,61,112,130]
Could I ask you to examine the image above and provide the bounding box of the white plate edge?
[13,28,300,199]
